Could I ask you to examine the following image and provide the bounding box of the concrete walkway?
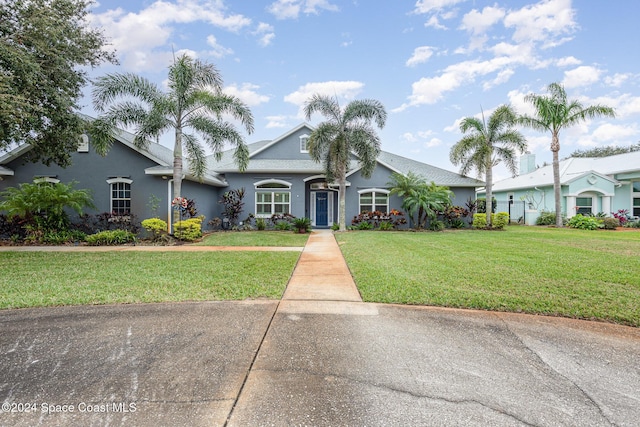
[1,230,639,426]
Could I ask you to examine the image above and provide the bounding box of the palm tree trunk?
[551,132,562,227]
[486,165,493,227]
[338,179,347,232]
[173,126,183,227]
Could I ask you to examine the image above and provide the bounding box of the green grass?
[0,251,300,309]
[336,227,640,326]
[196,231,309,247]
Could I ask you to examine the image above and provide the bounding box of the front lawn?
[0,251,300,309]
[336,227,640,326]
[196,231,309,247]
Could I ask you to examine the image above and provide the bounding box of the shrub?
[428,219,445,231]
[567,214,602,230]
[255,218,267,230]
[378,221,395,231]
[41,230,86,245]
[351,210,406,229]
[275,221,291,231]
[536,211,557,226]
[293,217,311,233]
[219,188,245,226]
[612,209,629,226]
[331,223,340,231]
[601,217,620,230]
[356,221,373,230]
[174,216,204,241]
[141,218,168,240]
[472,213,487,229]
[492,212,510,230]
[86,230,136,246]
[448,218,467,229]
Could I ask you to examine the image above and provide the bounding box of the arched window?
[255,180,291,217]
[106,178,132,215]
[358,189,389,213]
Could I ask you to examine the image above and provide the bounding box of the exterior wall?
[220,172,308,220]
[0,143,224,231]
[0,143,169,222]
[251,127,311,161]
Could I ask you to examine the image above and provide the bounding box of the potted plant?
[293,217,311,233]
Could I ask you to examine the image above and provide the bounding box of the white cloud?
[483,68,515,90]
[556,56,582,67]
[268,0,338,20]
[406,46,435,67]
[460,5,505,35]
[424,16,447,30]
[605,73,632,88]
[562,65,602,88]
[591,123,638,142]
[89,1,251,72]
[266,115,290,128]
[206,35,234,58]
[254,22,275,47]
[424,138,443,148]
[284,81,365,118]
[503,0,577,45]
[413,0,468,14]
[223,83,270,106]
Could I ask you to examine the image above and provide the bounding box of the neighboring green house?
[480,151,640,224]
[0,122,483,230]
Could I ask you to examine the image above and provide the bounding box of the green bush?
[601,217,620,230]
[428,219,445,231]
[255,218,267,230]
[492,212,510,230]
[174,216,204,241]
[86,229,136,246]
[472,213,487,229]
[378,221,395,231]
[275,221,291,231]
[448,218,467,229]
[535,211,567,226]
[567,214,603,230]
[292,217,311,233]
[331,223,340,231]
[141,218,168,239]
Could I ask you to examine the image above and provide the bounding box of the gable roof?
[0,117,227,186]
[208,123,484,187]
[492,151,640,192]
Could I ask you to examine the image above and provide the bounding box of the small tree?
[389,172,452,229]
[219,188,245,226]
[0,181,94,237]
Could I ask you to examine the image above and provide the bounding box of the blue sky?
[82,0,640,180]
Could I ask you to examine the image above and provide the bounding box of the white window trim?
[33,177,60,184]
[575,193,596,215]
[358,188,390,213]
[632,181,640,217]
[254,180,292,218]
[107,178,133,215]
[300,134,310,153]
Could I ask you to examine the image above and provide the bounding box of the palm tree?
[520,83,615,227]
[304,94,387,231]
[388,171,424,227]
[450,105,526,227]
[404,181,453,229]
[91,53,254,224]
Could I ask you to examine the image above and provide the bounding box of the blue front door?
[316,192,328,226]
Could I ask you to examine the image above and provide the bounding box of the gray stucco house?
[0,123,483,230]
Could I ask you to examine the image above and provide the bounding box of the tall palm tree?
[304,94,387,231]
[520,83,615,227]
[91,53,254,224]
[450,105,526,227]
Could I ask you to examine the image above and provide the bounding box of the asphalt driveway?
[1,301,639,426]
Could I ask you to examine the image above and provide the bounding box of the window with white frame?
[255,180,291,217]
[107,178,132,215]
[575,196,593,215]
[633,181,640,217]
[300,134,309,153]
[359,190,389,213]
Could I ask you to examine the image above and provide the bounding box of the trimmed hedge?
[472,212,509,230]
[174,216,204,241]
[86,229,136,246]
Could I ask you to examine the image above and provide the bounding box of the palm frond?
[92,73,160,112]
[182,133,207,179]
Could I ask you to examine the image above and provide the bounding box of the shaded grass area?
[336,227,640,326]
[196,231,309,247]
[0,251,299,309]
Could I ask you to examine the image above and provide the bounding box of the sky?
[81,0,640,181]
